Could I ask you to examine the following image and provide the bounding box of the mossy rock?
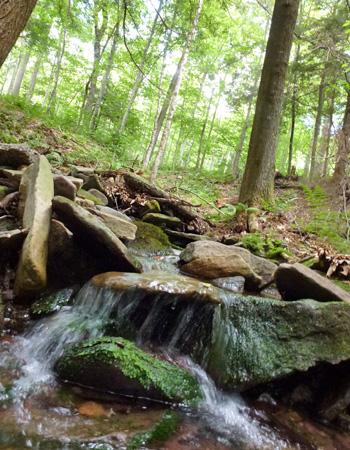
[55,337,201,405]
[0,185,10,200]
[142,213,182,230]
[129,220,172,253]
[77,188,105,206]
[127,410,180,450]
[30,287,77,318]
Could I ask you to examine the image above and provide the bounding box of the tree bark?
[0,0,38,68]
[26,56,41,100]
[332,89,350,188]
[118,0,163,134]
[287,43,300,176]
[150,0,203,182]
[308,65,326,181]
[7,54,21,94]
[239,0,300,206]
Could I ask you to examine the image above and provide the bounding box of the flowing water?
[0,254,344,449]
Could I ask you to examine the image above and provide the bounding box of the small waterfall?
[184,358,295,450]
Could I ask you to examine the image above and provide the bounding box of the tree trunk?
[90,24,119,131]
[308,65,326,181]
[7,55,21,94]
[195,86,215,169]
[26,56,41,101]
[332,89,350,188]
[118,0,163,134]
[12,51,30,95]
[321,91,335,177]
[239,0,300,206]
[232,95,254,179]
[287,43,300,176]
[150,0,203,182]
[0,0,38,68]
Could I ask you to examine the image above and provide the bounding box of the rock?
[0,168,24,188]
[207,296,350,390]
[82,174,104,192]
[143,213,182,230]
[77,189,105,206]
[52,196,140,273]
[88,208,137,241]
[55,337,201,405]
[30,287,77,318]
[180,241,277,286]
[95,205,132,222]
[92,271,221,305]
[0,143,39,167]
[0,185,11,200]
[275,263,350,303]
[165,229,214,247]
[14,156,54,298]
[141,199,161,215]
[88,188,108,206]
[75,197,95,208]
[48,219,73,255]
[211,276,245,294]
[0,215,17,232]
[260,284,282,300]
[53,175,77,200]
[0,229,27,253]
[70,165,95,177]
[129,221,172,254]
[66,176,84,190]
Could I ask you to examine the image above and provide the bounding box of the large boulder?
[0,143,38,168]
[129,221,172,253]
[83,271,350,391]
[275,263,350,303]
[88,208,137,241]
[55,337,201,405]
[52,196,140,273]
[180,241,277,287]
[14,156,54,298]
[207,296,350,390]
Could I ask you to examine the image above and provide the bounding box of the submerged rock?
[180,241,277,287]
[211,276,245,294]
[15,156,54,298]
[30,287,77,318]
[52,196,140,273]
[275,263,350,303]
[55,337,201,404]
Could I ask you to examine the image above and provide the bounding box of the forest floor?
[1,96,349,290]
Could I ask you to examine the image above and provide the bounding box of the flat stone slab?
[88,208,137,241]
[0,143,39,168]
[14,156,54,298]
[275,263,350,303]
[52,196,140,273]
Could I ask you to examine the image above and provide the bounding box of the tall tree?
[0,0,38,68]
[332,87,350,188]
[239,0,300,206]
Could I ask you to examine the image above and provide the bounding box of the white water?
[0,277,298,448]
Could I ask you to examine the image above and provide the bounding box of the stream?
[0,253,348,449]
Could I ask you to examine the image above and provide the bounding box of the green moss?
[127,410,180,450]
[0,186,10,200]
[129,220,172,253]
[77,188,104,206]
[240,232,290,262]
[55,337,201,405]
[333,279,350,293]
[30,288,77,318]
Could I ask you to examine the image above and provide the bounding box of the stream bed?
[0,254,350,450]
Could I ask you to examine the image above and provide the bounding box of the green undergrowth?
[302,185,350,254]
[240,232,291,261]
[262,190,299,213]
